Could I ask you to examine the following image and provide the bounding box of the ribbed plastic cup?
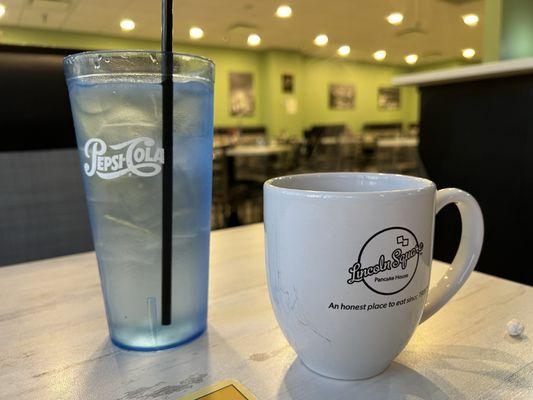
[64,51,214,350]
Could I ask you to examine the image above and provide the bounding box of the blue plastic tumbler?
[64,51,214,350]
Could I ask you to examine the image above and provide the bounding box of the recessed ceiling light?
[462,48,476,59]
[386,12,404,25]
[404,54,418,65]
[0,4,6,18]
[462,14,479,27]
[337,45,351,57]
[313,34,328,47]
[373,50,387,61]
[276,5,292,18]
[247,33,261,47]
[189,26,204,40]
[120,18,135,31]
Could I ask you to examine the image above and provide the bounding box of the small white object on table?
[226,144,292,157]
[0,224,531,399]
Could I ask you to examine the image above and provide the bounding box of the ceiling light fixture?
[462,14,479,27]
[0,4,6,18]
[462,48,476,59]
[337,45,351,57]
[120,18,135,31]
[313,34,328,47]
[276,5,292,18]
[189,26,204,39]
[386,12,404,26]
[373,50,387,61]
[247,33,261,47]
[404,54,418,65]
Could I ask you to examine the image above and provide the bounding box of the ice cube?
[69,82,114,115]
[173,79,212,137]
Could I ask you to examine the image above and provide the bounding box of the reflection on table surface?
[211,126,423,229]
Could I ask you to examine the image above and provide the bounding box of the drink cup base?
[110,325,206,351]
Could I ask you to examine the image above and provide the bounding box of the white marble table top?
[0,223,531,399]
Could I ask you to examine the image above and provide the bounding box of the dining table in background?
[375,137,420,174]
[376,137,419,148]
[317,136,359,145]
[0,223,531,399]
[223,144,293,227]
[225,144,293,157]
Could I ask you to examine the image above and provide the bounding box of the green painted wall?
[178,46,264,128]
[301,57,417,133]
[500,0,533,59]
[260,51,305,139]
[0,26,420,137]
[0,27,265,128]
[404,86,420,125]
[484,0,502,62]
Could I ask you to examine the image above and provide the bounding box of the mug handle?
[420,188,484,323]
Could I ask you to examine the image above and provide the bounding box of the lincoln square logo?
[347,227,424,295]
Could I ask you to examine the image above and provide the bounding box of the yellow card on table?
[178,380,256,400]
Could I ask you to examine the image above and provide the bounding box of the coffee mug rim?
[264,172,436,197]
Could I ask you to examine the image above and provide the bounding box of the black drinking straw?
[161,0,173,326]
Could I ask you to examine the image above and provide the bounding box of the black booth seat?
[419,75,533,285]
[0,48,92,265]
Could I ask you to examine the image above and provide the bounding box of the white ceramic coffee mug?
[264,173,483,380]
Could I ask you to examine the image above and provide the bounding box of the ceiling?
[0,0,485,65]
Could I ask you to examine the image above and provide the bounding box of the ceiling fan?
[396,0,428,37]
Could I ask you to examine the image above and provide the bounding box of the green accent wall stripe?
[1,26,421,137]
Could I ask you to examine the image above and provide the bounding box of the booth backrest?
[418,76,533,285]
[0,47,93,266]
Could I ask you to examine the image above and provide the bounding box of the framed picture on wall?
[378,87,400,110]
[329,84,355,110]
[229,72,255,117]
[282,74,294,93]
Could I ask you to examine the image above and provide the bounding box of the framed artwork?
[329,84,355,110]
[282,74,294,93]
[378,87,401,110]
[229,72,255,117]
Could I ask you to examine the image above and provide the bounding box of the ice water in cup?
[64,52,214,350]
